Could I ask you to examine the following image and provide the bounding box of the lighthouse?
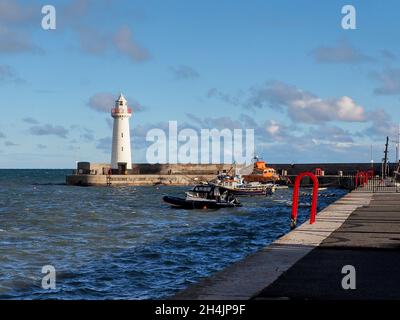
[111,93,132,171]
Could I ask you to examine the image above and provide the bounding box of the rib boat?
[163,184,242,209]
[211,174,276,196]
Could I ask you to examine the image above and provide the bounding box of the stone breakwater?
[66,163,238,186]
[66,173,217,186]
[66,162,394,187]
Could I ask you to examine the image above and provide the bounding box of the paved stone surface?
[255,192,400,300]
[172,191,372,300]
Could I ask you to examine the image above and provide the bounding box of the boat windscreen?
[193,186,212,193]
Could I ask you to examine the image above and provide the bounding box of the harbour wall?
[74,162,240,175]
[66,174,216,186]
[66,162,239,186]
[75,162,394,176]
[172,190,372,299]
[66,162,394,186]
[269,162,395,175]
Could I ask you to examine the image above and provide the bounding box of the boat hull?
[217,185,274,196]
[227,189,267,196]
[163,196,242,209]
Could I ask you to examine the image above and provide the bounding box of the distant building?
[111,93,132,171]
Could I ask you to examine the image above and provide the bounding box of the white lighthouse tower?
[111,93,132,171]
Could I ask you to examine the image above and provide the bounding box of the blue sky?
[0,0,400,168]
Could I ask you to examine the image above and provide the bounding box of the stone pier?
[173,189,400,300]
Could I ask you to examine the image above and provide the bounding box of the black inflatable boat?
[163,184,242,209]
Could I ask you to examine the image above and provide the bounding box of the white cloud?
[265,121,280,136]
[364,109,398,139]
[87,92,147,113]
[0,0,42,55]
[0,64,24,83]
[29,124,69,139]
[87,92,115,112]
[247,81,366,123]
[170,65,199,80]
[113,26,150,62]
[372,68,400,95]
[0,0,36,25]
[311,40,373,64]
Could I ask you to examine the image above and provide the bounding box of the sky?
[0,0,400,168]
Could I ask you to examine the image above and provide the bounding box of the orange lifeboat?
[244,160,280,182]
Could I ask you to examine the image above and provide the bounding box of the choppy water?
[0,169,347,299]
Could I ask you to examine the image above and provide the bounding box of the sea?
[0,169,347,299]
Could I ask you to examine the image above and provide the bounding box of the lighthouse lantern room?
[111,93,132,172]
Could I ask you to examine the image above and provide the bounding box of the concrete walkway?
[173,191,377,300]
[255,192,400,300]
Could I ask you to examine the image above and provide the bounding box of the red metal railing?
[111,108,132,115]
[355,171,368,187]
[291,172,319,229]
[366,169,374,180]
